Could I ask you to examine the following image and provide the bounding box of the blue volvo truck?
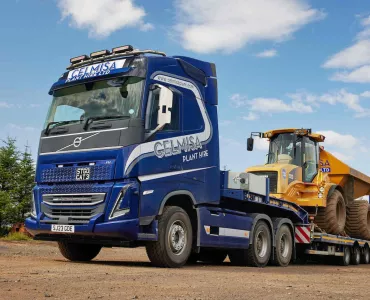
[26,45,370,268]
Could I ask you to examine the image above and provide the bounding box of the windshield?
[267,133,302,166]
[44,77,144,128]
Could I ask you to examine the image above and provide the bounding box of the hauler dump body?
[26,46,370,267]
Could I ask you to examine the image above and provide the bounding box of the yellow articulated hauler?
[246,128,370,239]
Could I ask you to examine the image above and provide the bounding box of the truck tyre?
[247,220,272,267]
[340,246,351,266]
[57,241,101,261]
[345,200,370,240]
[315,190,346,235]
[351,246,361,265]
[273,225,293,267]
[361,247,370,264]
[146,206,192,268]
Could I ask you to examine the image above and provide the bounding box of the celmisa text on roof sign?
[66,59,126,83]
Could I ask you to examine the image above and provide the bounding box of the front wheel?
[58,241,101,261]
[146,206,192,268]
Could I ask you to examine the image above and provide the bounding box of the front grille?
[41,164,114,183]
[42,193,105,206]
[250,171,278,193]
[49,208,94,217]
[39,183,110,195]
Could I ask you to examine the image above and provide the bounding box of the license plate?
[76,168,90,181]
[51,224,75,233]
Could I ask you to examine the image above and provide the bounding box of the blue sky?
[0,0,369,183]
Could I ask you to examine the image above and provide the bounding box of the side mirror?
[156,84,173,128]
[247,137,254,151]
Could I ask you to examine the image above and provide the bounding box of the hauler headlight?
[70,55,89,64]
[109,184,132,219]
[90,49,110,58]
[31,193,37,219]
[112,45,133,54]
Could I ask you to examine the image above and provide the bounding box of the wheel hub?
[169,221,186,255]
[256,230,268,258]
[280,234,289,258]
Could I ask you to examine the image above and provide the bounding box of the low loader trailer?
[26,45,370,267]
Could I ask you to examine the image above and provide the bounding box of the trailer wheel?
[351,246,361,265]
[57,241,101,261]
[340,246,351,266]
[146,206,192,268]
[247,221,272,267]
[273,225,293,267]
[361,247,370,264]
[315,190,346,235]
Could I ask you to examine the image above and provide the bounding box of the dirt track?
[1,241,369,300]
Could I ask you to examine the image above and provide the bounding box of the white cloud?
[331,151,354,162]
[243,112,259,121]
[330,65,370,83]
[0,101,13,108]
[230,94,249,108]
[323,39,370,69]
[360,91,370,97]
[174,0,325,53]
[317,130,358,150]
[256,49,278,58]
[57,0,153,38]
[6,123,37,132]
[322,15,370,83]
[249,97,313,113]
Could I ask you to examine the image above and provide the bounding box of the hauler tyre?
[345,200,370,240]
[351,246,361,265]
[247,221,272,267]
[315,190,346,235]
[340,246,351,266]
[146,206,192,268]
[58,241,101,261]
[361,247,370,264]
[273,225,293,267]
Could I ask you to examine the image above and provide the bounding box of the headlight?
[31,193,37,218]
[319,187,325,193]
[109,184,132,220]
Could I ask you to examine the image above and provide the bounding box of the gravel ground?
[1,240,369,300]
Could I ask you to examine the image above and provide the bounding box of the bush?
[2,232,32,241]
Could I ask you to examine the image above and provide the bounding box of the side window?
[303,138,318,182]
[145,87,180,132]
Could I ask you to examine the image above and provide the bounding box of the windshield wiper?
[45,120,81,135]
[83,115,130,130]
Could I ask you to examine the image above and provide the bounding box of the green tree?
[0,137,35,233]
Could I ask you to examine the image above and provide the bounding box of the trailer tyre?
[273,225,293,267]
[57,241,101,261]
[146,206,192,268]
[340,246,351,266]
[247,221,272,267]
[315,190,346,235]
[345,200,370,240]
[351,246,361,265]
[361,247,370,264]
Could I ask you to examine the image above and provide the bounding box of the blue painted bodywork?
[26,53,309,249]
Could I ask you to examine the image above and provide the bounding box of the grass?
[1,232,32,241]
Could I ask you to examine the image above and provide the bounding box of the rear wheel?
[315,190,346,235]
[58,241,101,261]
[345,200,370,240]
[146,206,192,268]
[361,247,370,264]
[340,246,351,266]
[247,221,272,267]
[351,246,361,265]
[273,225,293,267]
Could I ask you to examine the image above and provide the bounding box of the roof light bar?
[90,49,110,58]
[112,45,134,54]
[70,55,89,64]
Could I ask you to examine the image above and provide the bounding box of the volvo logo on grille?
[73,137,82,148]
